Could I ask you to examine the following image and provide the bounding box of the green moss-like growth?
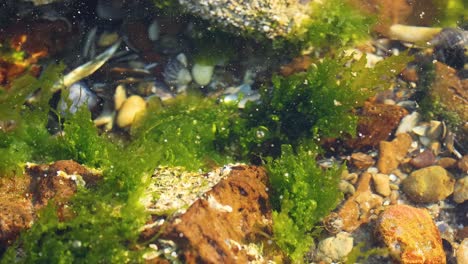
[131,94,240,170]
[267,144,342,263]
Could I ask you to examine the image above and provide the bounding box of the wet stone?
[458,155,468,173]
[315,232,354,263]
[351,152,375,169]
[453,176,468,204]
[372,173,391,197]
[437,157,458,169]
[402,165,455,203]
[377,133,412,174]
[377,204,446,264]
[346,102,408,150]
[409,149,436,169]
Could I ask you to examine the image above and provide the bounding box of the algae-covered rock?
[402,165,455,203]
[177,0,312,39]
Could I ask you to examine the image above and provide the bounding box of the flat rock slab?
[158,165,272,264]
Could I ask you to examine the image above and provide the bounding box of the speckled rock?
[377,204,446,264]
[377,133,412,174]
[453,176,468,204]
[315,232,354,263]
[116,95,147,128]
[142,166,272,264]
[402,166,455,203]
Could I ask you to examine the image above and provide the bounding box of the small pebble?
[315,232,353,263]
[97,31,119,47]
[377,133,412,174]
[351,152,375,169]
[453,176,468,203]
[372,173,391,197]
[114,84,127,111]
[402,166,455,203]
[409,149,436,168]
[116,95,147,128]
[192,63,214,86]
[458,155,468,173]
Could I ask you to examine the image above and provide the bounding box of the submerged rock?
[377,204,446,264]
[315,232,354,263]
[377,133,412,174]
[141,165,273,263]
[402,165,455,203]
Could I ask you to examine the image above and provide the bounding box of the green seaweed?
[267,144,343,263]
[345,242,389,264]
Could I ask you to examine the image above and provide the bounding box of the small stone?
[456,239,468,264]
[116,95,147,128]
[351,152,375,169]
[402,166,455,203]
[453,176,468,203]
[97,31,119,47]
[377,205,446,264]
[458,155,468,173]
[339,180,355,196]
[377,133,412,174]
[114,84,127,111]
[430,141,441,156]
[372,173,391,197]
[147,19,160,41]
[409,149,436,168]
[192,63,214,86]
[437,157,458,169]
[315,232,353,263]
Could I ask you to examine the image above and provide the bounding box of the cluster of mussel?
[5,0,263,131]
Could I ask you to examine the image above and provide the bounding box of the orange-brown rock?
[377,204,446,264]
[377,133,412,174]
[279,55,313,76]
[0,160,100,248]
[351,152,375,169]
[346,102,408,150]
[156,166,272,264]
[336,172,383,232]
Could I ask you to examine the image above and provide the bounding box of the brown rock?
[0,160,100,248]
[351,152,375,169]
[280,55,313,76]
[457,239,468,264]
[410,149,436,169]
[336,172,383,232]
[402,166,455,203]
[158,166,272,264]
[437,157,458,169]
[377,133,412,174]
[0,176,33,248]
[458,155,468,173]
[377,204,446,264]
[346,102,408,150]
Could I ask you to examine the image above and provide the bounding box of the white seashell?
[116,95,147,128]
[191,63,214,86]
[163,54,192,93]
[148,19,160,41]
[58,82,98,115]
[426,120,443,140]
[396,112,421,135]
[114,84,127,111]
[412,125,429,136]
[418,136,431,147]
